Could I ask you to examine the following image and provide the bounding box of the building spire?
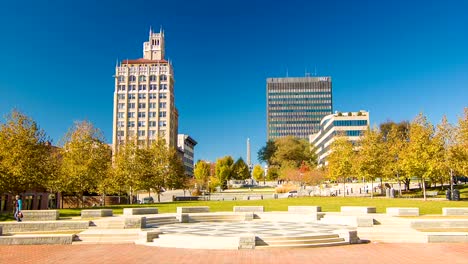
[149,26,152,37]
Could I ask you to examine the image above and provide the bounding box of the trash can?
[452,189,460,201]
[446,190,452,200]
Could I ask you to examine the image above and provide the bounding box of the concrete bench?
[341,206,376,214]
[320,214,374,227]
[176,206,210,214]
[288,206,321,213]
[139,229,162,242]
[411,220,468,230]
[426,191,438,197]
[427,233,468,243]
[81,209,113,218]
[233,206,264,213]
[124,216,147,229]
[442,208,468,216]
[123,208,158,215]
[0,221,90,233]
[386,207,419,216]
[21,210,60,221]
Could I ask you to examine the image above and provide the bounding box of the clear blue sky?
[0,0,467,164]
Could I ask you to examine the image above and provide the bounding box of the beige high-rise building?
[112,28,178,152]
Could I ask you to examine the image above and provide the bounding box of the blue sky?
[0,0,467,164]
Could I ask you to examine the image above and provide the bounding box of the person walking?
[14,195,22,222]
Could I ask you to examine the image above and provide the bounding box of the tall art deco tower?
[112,28,178,153]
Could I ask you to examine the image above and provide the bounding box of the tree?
[215,156,234,189]
[271,136,317,168]
[166,147,187,191]
[194,160,211,190]
[383,124,410,194]
[257,140,276,165]
[232,158,250,180]
[401,113,440,200]
[113,139,141,204]
[59,121,111,207]
[252,164,265,182]
[266,165,279,181]
[326,136,354,196]
[453,108,468,176]
[435,115,458,193]
[0,110,54,194]
[355,127,386,198]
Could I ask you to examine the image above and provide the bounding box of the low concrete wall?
[176,206,209,214]
[139,229,161,242]
[321,215,373,227]
[288,206,321,213]
[184,212,255,223]
[256,212,320,222]
[0,234,74,245]
[341,206,376,214]
[386,207,419,216]
[233,206,264,213]
[81,209,113,218]
[238,233,256,249]
[0,221,89,233]
[427,233,468,243]
[333,229,359,244]
[411,220,468,230]
[123,208,158,216]
[442,207,468,216]
[21,210,60,221]
[124,216,146,229]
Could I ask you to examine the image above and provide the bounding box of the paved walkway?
[1,243,467,264]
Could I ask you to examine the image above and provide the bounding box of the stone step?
[258,234,338,241]
[256,241,349,249]
[256,237,344,246]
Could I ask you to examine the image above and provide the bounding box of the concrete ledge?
[333,229,358,244]
[81,209,113,218]
[124,216,146,229]
[427,233,468,243]
[442,207,468,216]
[288,206,321,213]
[386,207,419,216]
[233,206,264,213]
[22,210,60,221]
[123,208,158,216]
[238,234,256,249]
[177,213,190,223]
[0,221,90,233]
[183,212,255,223]
[176,206,209,214]
[341,206,376,214]
[321,215,373,227]
[411,220,468,230]
[0,234,74,245]
[256,212,320,222]
[139,229,161,242]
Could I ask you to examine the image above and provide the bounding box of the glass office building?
[267,77,332,140]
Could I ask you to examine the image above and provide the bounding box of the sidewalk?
[1,243,467,264]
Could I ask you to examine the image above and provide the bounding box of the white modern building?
[177,134,197,177]
[309,111,370,165]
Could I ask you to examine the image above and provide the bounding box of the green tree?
[355,127,386,198]
[266,165,279,181]
[252,164,265,182]
[194,160,211,190]
[401,113,440,200]
[215,156,234,189]
[257,140,277,165]
[0,110,54,194]
[453,108,468,176]
[383,124,410,194]
[434,115,458,193]
[271,136,317,168]
[113,139,141,204]
[166,147,187,190]
[232,158,250,180]
[327,136,354,196]
[59,121,111,207]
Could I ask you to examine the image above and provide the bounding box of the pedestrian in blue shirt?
[14,195,22,222]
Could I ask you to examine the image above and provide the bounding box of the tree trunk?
[157,192,161,203]
[450,169,454,200]
[343,178,346,197]
[371,180,374,199]
[397,171,402,197]
[422,179,427,201]
[129,187,133,205]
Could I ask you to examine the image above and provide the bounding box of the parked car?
[142,197,154,204]
[287,190,298,198]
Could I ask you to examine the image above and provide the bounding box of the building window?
[138,85,146,91]
[149,130,156,137]
[160,84,167,91]
[138,75,146,82]
[117,121,124,128]
[129,75,136,82]
[118,103,125,110]
[150,75,157,82]
[159,93,167,99]
[149,121,157,127]
[138,94,146,99]
[117,112,124,119]
[160,74,167,81]
[138,103,146,109]
[128,103,135,109]
[118,75,125,82]
[138,130,145,137]
[138,112,146,118]
[138,121,146,127]
[149,93,157,99]
[128,85,136,91]
[149,112,157,118]
[159,111,166,118]
[117,94,125,100]
[159,121,166,127]
[159,102,166,108]
[128,94,136,100]
[149,103,157,109]
[149,84,157,91]
[117,130,124,137]
[128,121,135,127]
[128,112,135,118]
[118,85,126,91]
